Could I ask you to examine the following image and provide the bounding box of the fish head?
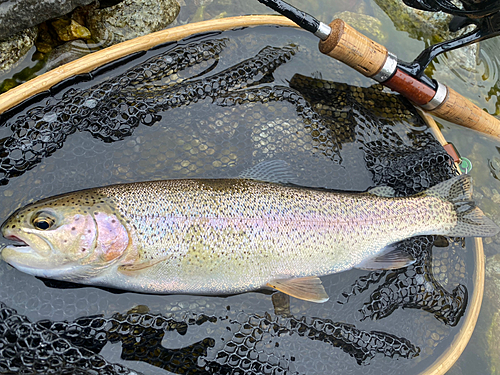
[0,192,129,280]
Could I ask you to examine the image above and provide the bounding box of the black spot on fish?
[71,227,76,231]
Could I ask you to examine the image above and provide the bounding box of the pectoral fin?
[118,257,164,274]
[267,276,329,303]
[355,242,415,270]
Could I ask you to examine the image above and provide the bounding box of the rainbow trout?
[1,174,498,302]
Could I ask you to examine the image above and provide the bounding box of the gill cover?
[93,211,129,262]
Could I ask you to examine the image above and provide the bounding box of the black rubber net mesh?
[0,27,471,375]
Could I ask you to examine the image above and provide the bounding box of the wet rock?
[35,22,58,54]
[0,27,37,73]
[374,0,452,40]
[486,254,500,301]
[44,40,91,71]
[98,0,126,7]
[35,7,95,56]
[485,254,500,374]
[52,18,91,42]
[488,310,500,375]
[492,191,500,205]
[71,2,100,26]
[0,0,95,41]
[467,141,500,256]
[373,0,478,72]
[449,252,500,375]
[86,0,180,46]
[334,11,387,43]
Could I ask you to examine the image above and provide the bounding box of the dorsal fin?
[367,185,395,198]
[239,160,297,184]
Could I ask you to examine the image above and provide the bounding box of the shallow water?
[0,1,499,375]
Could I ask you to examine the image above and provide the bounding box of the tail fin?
[425,175,499,237]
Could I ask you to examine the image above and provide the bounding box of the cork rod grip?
[318,19,388,77]
[429,86,500,138]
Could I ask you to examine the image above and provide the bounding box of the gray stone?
[485,254,500,374]
[488,310,500,375]
[44,40,91,71]
[374,0,453,39]
[0,0,95,41]
[493,193,500,205]
[0,27,37,73]
[373,0,479,73]
[449,252,500,375]
[334,11,387,43]
[86,0,180,46]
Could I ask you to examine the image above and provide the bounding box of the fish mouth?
[4,234,29,246]
[0,232,49,267]
[0,229,86,279]
[1,242,94,280]
[0,242,58,277]
[1,235,34,254]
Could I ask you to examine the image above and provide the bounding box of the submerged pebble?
[44,40,91,71]
[484,254,500,374]
[51,18,91,42]
[0,0,95,40]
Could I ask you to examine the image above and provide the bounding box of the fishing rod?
[257,0,500,138]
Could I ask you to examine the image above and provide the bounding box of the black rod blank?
[256,0,320,34]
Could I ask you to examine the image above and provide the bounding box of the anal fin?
[356,242,415,270]
[267,276,329,303]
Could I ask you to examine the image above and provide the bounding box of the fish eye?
[31,212,56,231]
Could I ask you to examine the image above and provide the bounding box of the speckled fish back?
[94,178,459,294]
